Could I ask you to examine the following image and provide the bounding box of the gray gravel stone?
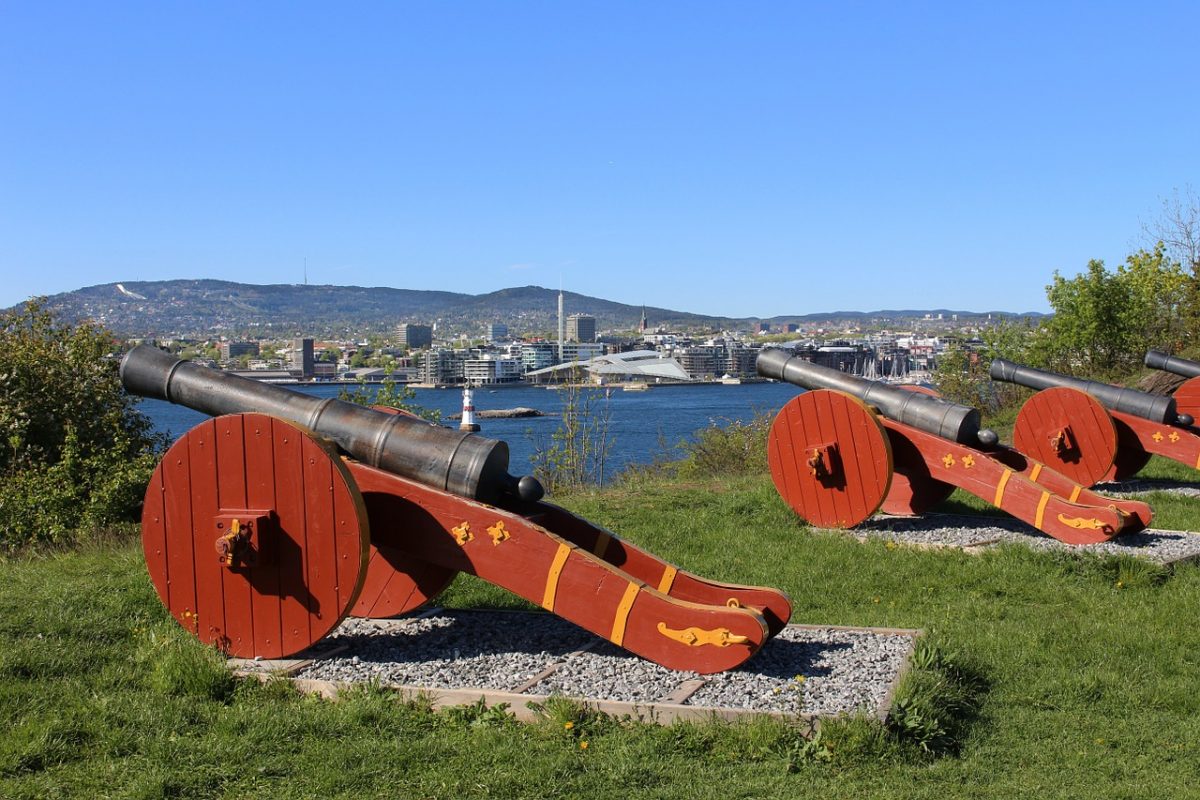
[846,500,1200,564]
[1095,477,1200,498]
[279,611,915,718]
[297,611,593,691]
[685,627,910,715]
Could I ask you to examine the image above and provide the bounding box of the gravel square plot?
[251,611,918,722]
[529,626,913,716]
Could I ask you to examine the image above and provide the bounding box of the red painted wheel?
[881,428,956,515]
[345,404,459,618]
[1103,417,1154,481]
[1012,387,1117,487]
[349,493,458,618]
[768,390,893,528]
[141,414,370,659]
[1173,377,1200,423]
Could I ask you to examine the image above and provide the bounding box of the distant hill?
[17,279,1045,339]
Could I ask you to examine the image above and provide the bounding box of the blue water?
[136,382,802,479]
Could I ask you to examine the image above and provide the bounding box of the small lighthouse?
[459,385,480,432]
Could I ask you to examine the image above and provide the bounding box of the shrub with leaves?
[530,375,612,494]
[675,412,773,479]
[0,300,164,549]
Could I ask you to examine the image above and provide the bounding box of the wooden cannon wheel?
[879,384,956,516]
[768,390,893,529]
[349,495,458,618]
[347,405,458,618]
[1012,387,1118,487]
[141,413,370,659]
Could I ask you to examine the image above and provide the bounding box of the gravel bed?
[527,627,910,715]
[685,627,910,715]
[847,513,1200,564]
[1095,478,1200,498]
[278,611,915,718]
[296,611,594,692]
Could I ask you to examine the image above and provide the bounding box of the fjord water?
[136,382,802,481]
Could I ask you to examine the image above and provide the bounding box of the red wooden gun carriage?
[121,345,791,674]
[756,349,1149,544]
[990,358,1200,485]
[1145,350,1200,423]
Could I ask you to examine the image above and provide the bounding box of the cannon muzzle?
[756,348,997,448]
[989,358,1182,425]
[120,345,544,504]
[1145,350,1200,379]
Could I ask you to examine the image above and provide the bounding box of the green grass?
[3,474,1200,798]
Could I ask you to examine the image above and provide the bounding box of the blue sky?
[2,2,1196,317]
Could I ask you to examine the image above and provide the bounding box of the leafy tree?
[0,300,164,548]
[1119,244,1190,352]
[1030,248,1187,378]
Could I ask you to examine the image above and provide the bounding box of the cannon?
[990,358,1200,483]
[757,349,1149,544]
[1145,350,1200,421]
[122,345,791,673]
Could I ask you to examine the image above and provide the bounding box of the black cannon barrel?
[121,345,543,504]
[756,348,997,448]
[1145,350,1200,379]
[989,358,1179,424]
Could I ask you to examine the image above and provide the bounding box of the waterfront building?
[520,342,558,372]
[417,349,467,384]
[674,345,723,380]
[291,338,314,378]
[673,338,762,380]
[566,314,596,343]
[220,341,259,360]
[525,350,690,384]
[561,342,604,362]
[396,323,433,350]
[464,355,523,385]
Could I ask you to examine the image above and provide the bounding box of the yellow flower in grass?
[579,741,589,750]
[563,722,574,731]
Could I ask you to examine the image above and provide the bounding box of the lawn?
[2,466,1199,798]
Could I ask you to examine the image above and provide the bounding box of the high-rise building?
[396,323,433,350]
[486,323,508,342]
[566,314,596,343]
[291,338,314,378]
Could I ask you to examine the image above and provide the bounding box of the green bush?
[0,300,163,549]
[674,412,772,479]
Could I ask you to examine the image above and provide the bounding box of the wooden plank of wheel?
[347,404,459,618]
[1173,376,1200,424]
[142,413,370,658]
[767,390,893,528]
[1012,387,1117,487]
[350,491,458,618]
[880,384,955,515]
